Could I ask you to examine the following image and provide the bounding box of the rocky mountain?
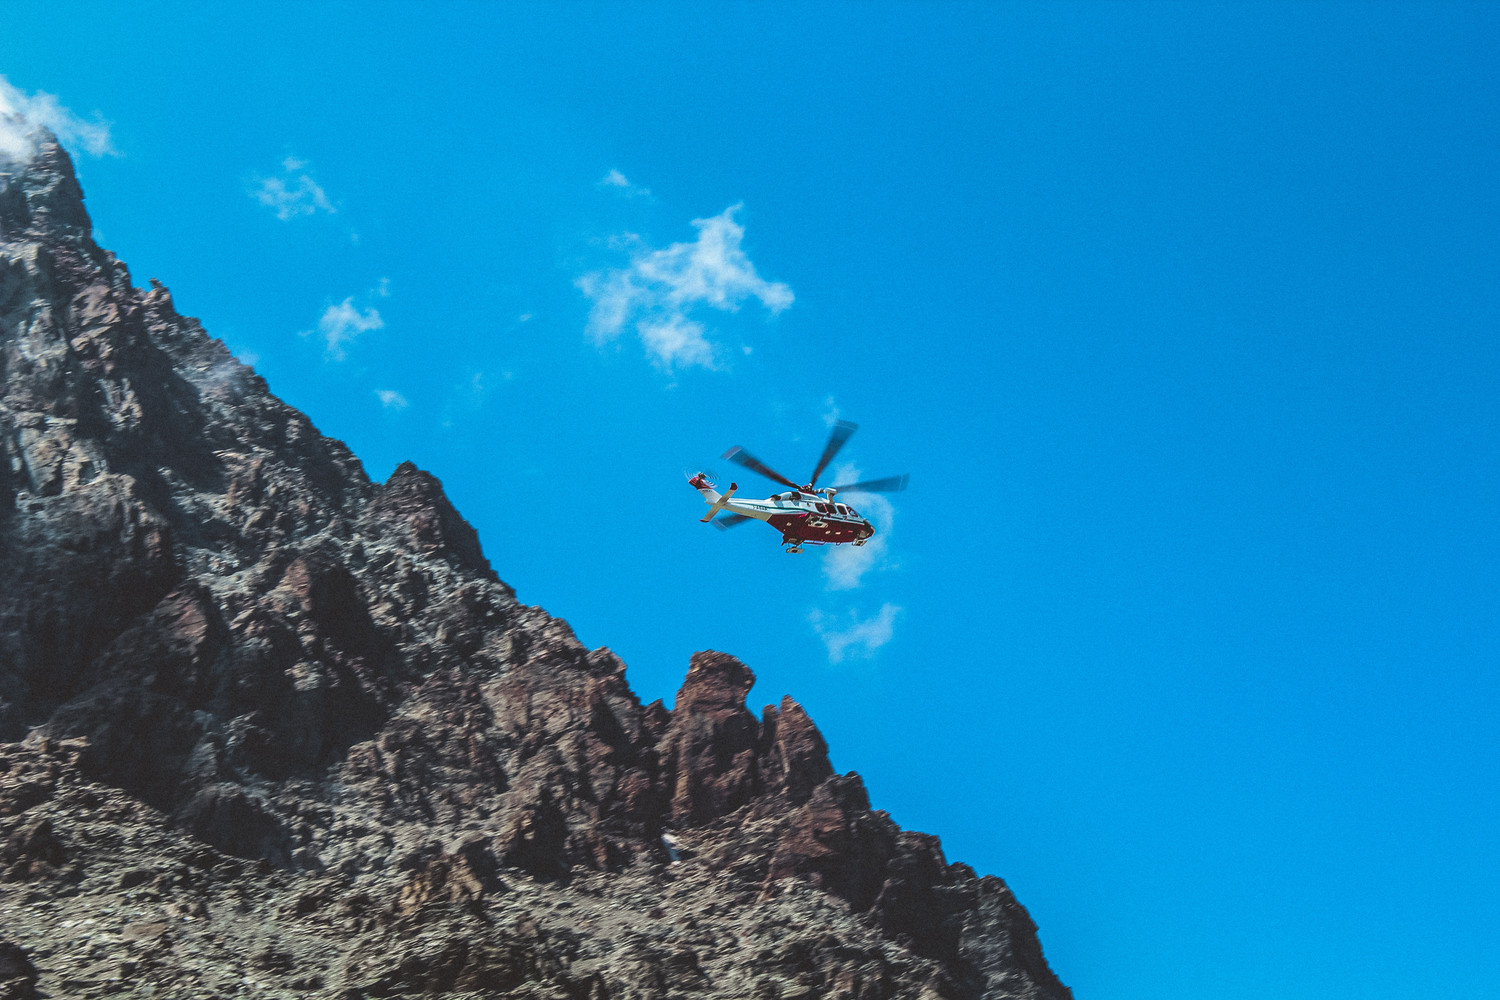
[0,134,1072,1000]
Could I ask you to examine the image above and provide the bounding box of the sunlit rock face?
[0,135,1072,1000]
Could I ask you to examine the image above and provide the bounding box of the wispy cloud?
[822,461,896,590]
[0,76,115,163]
[810,603,902,664]
[375,389,409,411]
[577,204,793,372]
[440,370,492,428]
[252,155,335,220]
[638,314,715,370]
[599,168,651,200]
[822,396,844,428]
[305,285,386,360]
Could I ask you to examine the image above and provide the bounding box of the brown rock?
[391,841,501,921]
[0,941,39,1000]
[173,785,290,863]
[0,815,65,880]
[661,652,763,826]
[0,747,60,817]
[367,461,494,578]
[764,774,896,912]
[762,696,834,806]
[120,921,170,943]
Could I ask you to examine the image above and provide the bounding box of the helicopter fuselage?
[689,474,872,548]
[692,421,905,553]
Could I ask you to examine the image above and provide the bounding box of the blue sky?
[4,3,1498,996]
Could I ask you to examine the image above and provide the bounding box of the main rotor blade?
[722,446,800,491]
[712,513,755,530]
[828,474,909,494]
[808,420,858,487]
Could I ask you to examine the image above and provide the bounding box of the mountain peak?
[0,128,90,242]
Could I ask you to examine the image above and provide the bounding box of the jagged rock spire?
[0,128,91,242]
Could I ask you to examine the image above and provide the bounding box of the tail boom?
[691,475,739,522]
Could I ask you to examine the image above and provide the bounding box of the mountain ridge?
[0,134,1071,1000]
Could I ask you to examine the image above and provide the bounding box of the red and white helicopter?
[688,420,908,553]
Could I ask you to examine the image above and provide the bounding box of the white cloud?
[638,314,717,371]
[375,389,408,411]
[810,603,902,664]
[821,461,896,590]
[599,168,651,199]
[577,204,792,371]
[252,155,335,220]
[0,76,115,163]
[308,295,383,360]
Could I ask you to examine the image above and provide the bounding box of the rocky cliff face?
[0,135,1072,1000]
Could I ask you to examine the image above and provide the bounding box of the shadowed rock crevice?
[0,135,1072,1000]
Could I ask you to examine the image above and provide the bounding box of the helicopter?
[689,420,908,553]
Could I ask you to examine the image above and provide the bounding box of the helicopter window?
[836,504,848,515]
[816,503,829,513]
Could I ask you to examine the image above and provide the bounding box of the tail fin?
[689,474,738,522]
[688,472,721,504]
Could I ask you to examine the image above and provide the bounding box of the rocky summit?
[0,134,1072,1000]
